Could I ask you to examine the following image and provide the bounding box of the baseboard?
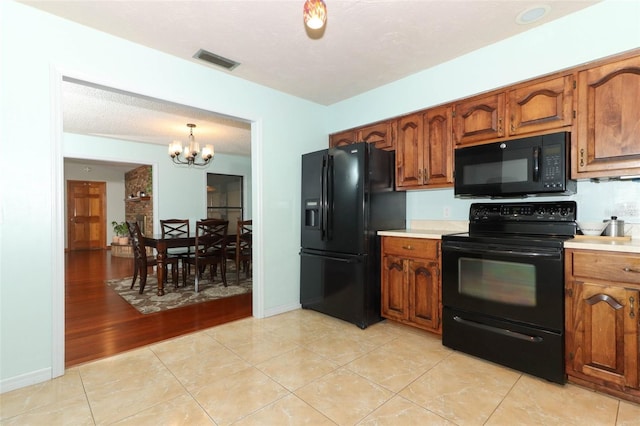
[0,367,52,394]
[262,302,301,318]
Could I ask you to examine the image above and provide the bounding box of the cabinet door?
[507,74,574,136]
[575,55,640,177]
[408,259,440,331]
[381,255,408,321]
[357,121,396,151]
[396,113,424,188]
[424,105,453,187]
[567,280,639,389]
[453,92,505,146]
[329,129,357,148]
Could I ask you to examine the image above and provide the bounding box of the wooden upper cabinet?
[395,113,424,188]
[357,121,396,151]
[453,92,505,146]
[575,54,640,178]
[507,74,574,136]
[424,105,453,187]
[329,129,357,148]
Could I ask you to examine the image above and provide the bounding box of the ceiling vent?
[193,49,240,71]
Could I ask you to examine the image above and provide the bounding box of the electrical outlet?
[443,206,451,218]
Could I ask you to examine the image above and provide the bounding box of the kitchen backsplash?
[407,179,640,224]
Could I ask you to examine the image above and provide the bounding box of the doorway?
[207,173,245,226]
[56,76,258,375]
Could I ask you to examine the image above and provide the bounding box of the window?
[206,173,243,234]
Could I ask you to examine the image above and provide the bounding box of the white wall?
[0,1,326,392]
[328,0,640,224]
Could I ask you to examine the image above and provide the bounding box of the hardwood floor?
[65,249,252,368]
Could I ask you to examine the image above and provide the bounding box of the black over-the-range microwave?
[454,131,576,198]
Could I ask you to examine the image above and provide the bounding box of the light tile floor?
[2,309,640,425]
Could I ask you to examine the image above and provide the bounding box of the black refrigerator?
[300,142,406,328]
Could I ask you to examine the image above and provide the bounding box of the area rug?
[106,270,251,314]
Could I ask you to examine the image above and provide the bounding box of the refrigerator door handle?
[299,251,362,263]
[326,154,334,241]
[321,154,328,241]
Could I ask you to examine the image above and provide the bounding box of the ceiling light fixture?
[516,5,550,25]
[168,123,214,167]
[303,0,327,30]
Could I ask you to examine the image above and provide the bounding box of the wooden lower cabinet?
[565,249,640,403]
[381,237,441,334]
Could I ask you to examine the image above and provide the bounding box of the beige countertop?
[379,220,640,254]
[378,229,462,239]
[564,236,640,254]
[378,220,467,240]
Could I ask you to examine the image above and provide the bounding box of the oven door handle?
[443,244,560,259]
[453,316,544,343]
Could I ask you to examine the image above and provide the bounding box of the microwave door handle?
[532,147,541,182]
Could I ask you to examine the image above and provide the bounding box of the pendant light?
[303,0,327,30]
[168,123,214,167]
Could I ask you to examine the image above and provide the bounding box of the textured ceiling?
[20,0,600,160]
[62,78,252,157]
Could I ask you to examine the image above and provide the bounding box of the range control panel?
[470,201,577,222]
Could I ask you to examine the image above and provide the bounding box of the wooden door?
[329,129,357,148]
[424,105,454,187]
[381,255,408,321]
[575,55,640,177]
[567,280,639,389]
[395,112,424,188]
[357,121,396,151]
[507,74,574,136]
[453,92,505,146]
[67,180,107,250]
[409,259,440,331]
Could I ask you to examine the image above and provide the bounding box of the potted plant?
[111,221,129,245]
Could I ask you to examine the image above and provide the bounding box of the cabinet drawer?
[382,237,438,259]
[571,251,640,285]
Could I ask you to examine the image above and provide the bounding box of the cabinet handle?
[580,148,585,167]
[417,169,422,179]
[498,117,503,134]
[630,296,636,319]
[623,267,640,273]
[423,168,428,183]
[402,245,414,250]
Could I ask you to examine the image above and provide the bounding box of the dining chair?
[160,219,191,272]
[127,221,178,294]
[225,220,252,285]
[182,219,229,292]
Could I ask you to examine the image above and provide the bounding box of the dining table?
[143,232,238,296]
[143,233,196,296]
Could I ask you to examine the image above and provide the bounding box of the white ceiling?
[20,0,601,160]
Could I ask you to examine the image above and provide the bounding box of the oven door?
[441,239,564,331]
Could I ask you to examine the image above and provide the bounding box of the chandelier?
[303,0,327,30]
[168,123,214,167]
